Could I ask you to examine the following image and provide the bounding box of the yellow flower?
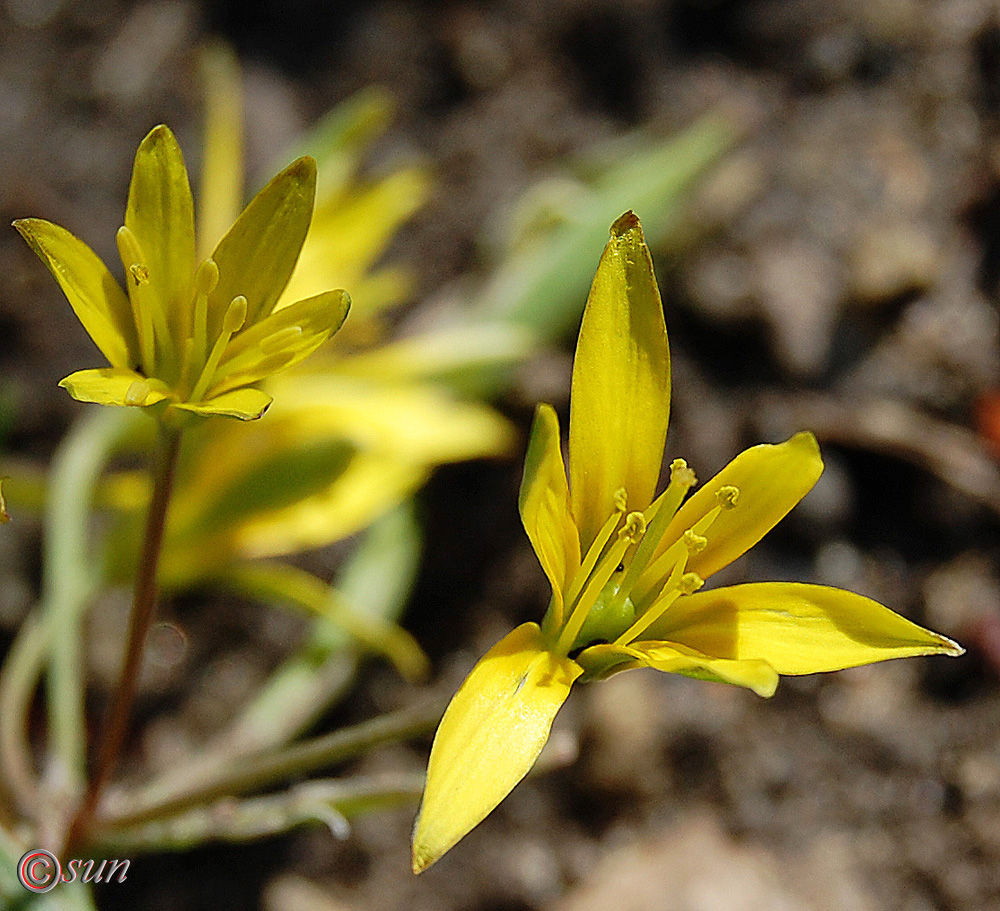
[14,125,350,423]
[411,211,964,873]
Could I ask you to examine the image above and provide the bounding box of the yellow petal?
[198,41,244,260]
[656,432,823,581]
[207,156,317,333]
[647,582,964,675]
[519,404,581,626]
[412,623,582,873]
[233,453,428,558]
[58,368,171,407]
[14,218,137,368]
[172,387,273,421]
[569,212,669,552]
[210,290,351,394]
[125,125,196,340]
[262,373,516,465]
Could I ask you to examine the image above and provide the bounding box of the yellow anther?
[670,458,697,488]
[129,263,149,285]
[223,296,247,335]
[124,379,151,405]
[613,488,628,513]
[195,258,220,296]
[682,530,707,554]
[716,485,739,509]
[619,511,646,542]
[679,572,704,594]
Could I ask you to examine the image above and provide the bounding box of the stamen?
[563,489,627,610]
[614,556,689,645]
[116,226,156,375]
[188,295,247,402]
[716,485,739,509]
[556,531,634,655]
[679,572,704,594]
[682,530,707,554]
[619,511,646,542]
[117,226,175,379]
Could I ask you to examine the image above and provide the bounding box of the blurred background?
[1,0,999,909]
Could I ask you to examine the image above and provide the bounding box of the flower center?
[553,459,741,657]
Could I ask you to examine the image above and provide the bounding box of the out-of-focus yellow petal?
[211,290,351,394]
[335,323,536,386]
[173,387,272,420]
[13,218,137,368]
[198,41,244,260]
[569,212,669,552]
[646,582,964,675]
[412,623,582,873]
[232,452,428,558]
[207,156,317,333]
[279,167,431,311]
[654,432,823,582]
[125,125,196,339]
[58,368,171,407]
[519,404,580,625]
[264,374,516,464]
[600,640,778,696]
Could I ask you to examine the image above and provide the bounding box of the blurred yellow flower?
[411,212,964,873]
[15,125,349,423]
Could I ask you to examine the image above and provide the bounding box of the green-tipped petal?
[519,404,581,626]
[578,640,778,696]
[412,623,582,873]
[207,156,317,333]
[173,387,273,420]
[210,290,351,394]
[125,125,196,338]
[14,218,138,368]
[656,432,823,581]
[58,368,171,407]
[646,582,964,675]
[569,212,669,552]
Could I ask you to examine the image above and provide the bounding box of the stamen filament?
[188,295,246,402]
[562,493,626,611]
[117,226,176,380]
[602,466,696,620]
[556,531,634,656]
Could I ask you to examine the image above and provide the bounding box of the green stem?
[64,425,182,853]
[93,697,444,835]
[95,773,425,853]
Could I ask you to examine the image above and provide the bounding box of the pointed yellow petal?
[412,623,582,873]
[172,387,272,420]
[207,156,317,333]
[629,641,778,696]
[14,218,137,368]
[210,290,350,394]
[519,404,581,626]
[198,41,244,260]
[569,212,669,552]
[58,368,171,407]
[647,582,964,675]
[125,125,196,339]
[656,432,823,581]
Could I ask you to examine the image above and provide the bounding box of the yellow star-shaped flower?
[15,125,350,424]
[411,211,963,873]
